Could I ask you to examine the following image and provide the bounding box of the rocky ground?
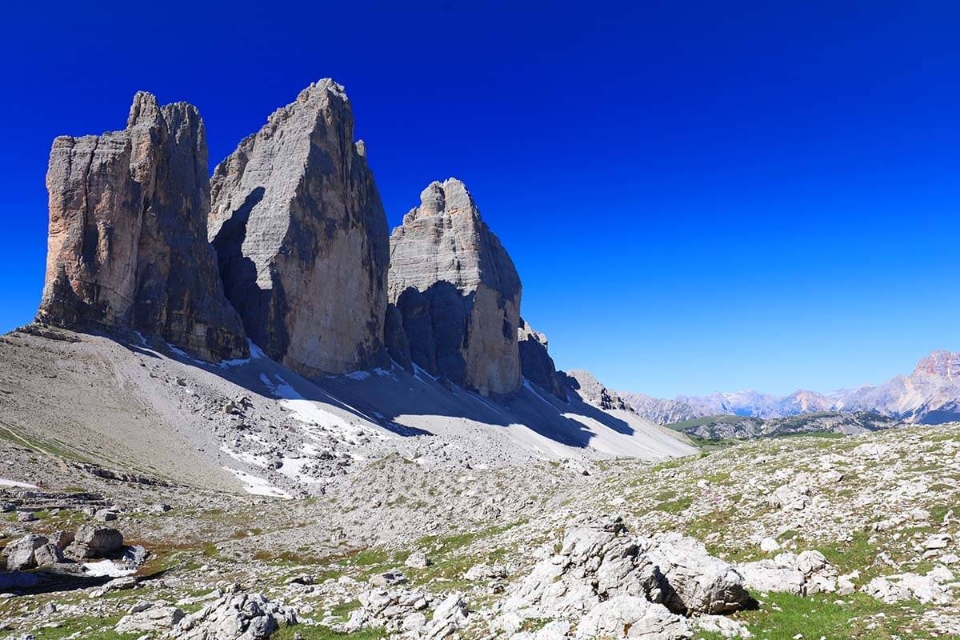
[0,411,957,639]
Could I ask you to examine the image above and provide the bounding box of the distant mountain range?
[622,350,960,425]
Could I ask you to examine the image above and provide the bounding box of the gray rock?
[33,543,64,568]
[3,535,49,571]
[66,525,123,559]
[561,370,631,411]
[405,551,431,569]
[37,91,248,362]
[424,592,468,639]
[369,569,407,587]
[518,318,566,400]
[384,303,412,370]
[175,591,296,640]
[95,509,118,522]
[120,545,150,569]
[48,530,74,550]
[115,605,184,634]
[388,178,522,396]
[639,532,751,615]
[737,560,806,596]
[209,79,389,377]
[737,549,837,597]
[862,568,955,605]
[574,596,690,639]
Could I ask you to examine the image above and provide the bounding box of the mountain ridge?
[623,349,960,425]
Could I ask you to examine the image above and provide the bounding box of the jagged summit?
[913,350,960,378]
[38,91,248,361]
[626,349,960,425]
[389,178,521,298]
[387,178,522,396]
[209,79,389,377]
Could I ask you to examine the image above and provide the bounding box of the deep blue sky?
[2,1,959,397]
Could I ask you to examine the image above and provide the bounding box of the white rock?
[760,537,781,552]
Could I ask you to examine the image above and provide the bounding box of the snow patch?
[224,468,292,499]
[412,363,437,382]
[166,344,204,366]
[0,478,37,489]
[83,560,137,578]
[220,340,267,368]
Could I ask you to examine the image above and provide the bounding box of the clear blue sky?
[2,1,959,397]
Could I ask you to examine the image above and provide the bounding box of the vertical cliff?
[209,80,389,377]
[38,92,248,361]
[387,179,522,396]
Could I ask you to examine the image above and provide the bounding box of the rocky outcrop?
[518,318,566,400]
[65,524,124,560]
[209,80,390,377]
[496,516,751,638]
[37,92,248,361]
[3,534,61,571]
[387,179,522,396]
[563,369,631,411]
[173,591,297,639]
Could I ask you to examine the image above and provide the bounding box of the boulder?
[3,535,50,571]
[115,604,185,634]
[405,551,431,569]
[33,543,64,567]
[175,591,296,640]
[737,549,837,596]
[37,91,248,361]
[499,516,749,634]
[369,569,407,587]
[574,596,690,640]
[388,179,522,396]
[209,79,389,376]
[66,525,123,559]
[344,587,436,634]
[736,560,806,596]
[639,532,751,615]
[49,530,75,550]
[424,592,469,639]
[862,568,956,605]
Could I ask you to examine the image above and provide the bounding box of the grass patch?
[272,624,386,639]
[817,530,878,577]
[664,415,744,430]
[654,496,693,514]
[30,614,135,639]
[728,591,933,639]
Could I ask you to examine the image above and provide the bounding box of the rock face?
[518,318,566,400]
[37,92,248,361]
[563,369,631,411]
[387,179,522,396]
[209,80,389,377]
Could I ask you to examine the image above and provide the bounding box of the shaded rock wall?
[209,80,389,376]
[387,179,521,396]
[38,92,248,361]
